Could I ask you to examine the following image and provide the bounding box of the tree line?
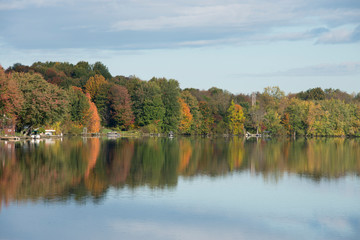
[1,61,360,136]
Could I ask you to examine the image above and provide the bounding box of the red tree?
[108,84,134,130]
[0,66,24,118]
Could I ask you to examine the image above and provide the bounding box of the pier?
[0,136,20,141]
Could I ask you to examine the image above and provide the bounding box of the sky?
[0,0,359,94]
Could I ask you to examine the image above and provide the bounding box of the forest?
[1,61,360,136]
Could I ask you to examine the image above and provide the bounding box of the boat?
[31,134,40,139]
[107,132,120,138]
[30,129,41,139]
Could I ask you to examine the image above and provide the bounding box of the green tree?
[284,98,309,136]
[297,87,325,101]
[198,101,214,134]
[263,108,285,135]
[142,81,165,130]
[92,61,112,80]
[261,86,285,110]
[68,86,90,124]
[150,78,181,133]
[12,72,68,130]
[94,82,111,125]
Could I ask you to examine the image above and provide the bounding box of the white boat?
[107,132,120,138]
[31,134,40,139]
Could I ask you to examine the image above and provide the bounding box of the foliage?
[94,82,111,125]
[68,86,90,124]
[198,101,214,134]
[263,108,285,135]
[150,78,181,133]
[178,98,193,134]
[93,62,112,80]
[181,90,201,133]
[227,100,245,135]
[2,61,360,136]
[297,87,325,101]
[284,98,309,136]
[12,72,68,130]
[0,66,24,118]
[85,74,108,100]
[261,86,285,110]
[108,84,134,130]
[85,93,101,133]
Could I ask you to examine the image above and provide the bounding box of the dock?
[0,136,20,141]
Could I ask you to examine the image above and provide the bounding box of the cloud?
[235,62,360,77]
[0,0,63,10]
[0,0,359,50]
[317,25,360,44]
[110,2,297,31]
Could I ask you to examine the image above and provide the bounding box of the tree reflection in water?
[1,137,359,208]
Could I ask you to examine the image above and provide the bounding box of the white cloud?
[317,28,353,43]
[110,1,303,31]
[317,25,360,44]
[0,0,62,10]
[108,219,272,240]
[235,62,360,77]
[0,0,359,49]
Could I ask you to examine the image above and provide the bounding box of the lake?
[0,137,359,240]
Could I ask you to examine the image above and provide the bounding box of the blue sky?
[0,0,359,94]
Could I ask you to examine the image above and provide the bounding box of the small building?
[45,129,56,136]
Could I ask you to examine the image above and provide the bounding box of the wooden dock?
[0,136,20,141]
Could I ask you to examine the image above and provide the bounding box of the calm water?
[0,137,359,240]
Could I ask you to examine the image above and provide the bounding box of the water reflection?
[1,137,360,208]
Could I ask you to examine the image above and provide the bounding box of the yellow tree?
[85,74,107,100]
[227,100,245,135]
[178,98,193,134]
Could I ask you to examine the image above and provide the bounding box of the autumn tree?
[85,74,107,100]
[227,100,245,135]
[181,90,201,133]
[0,66,24,119]
[108,84,134,130]
[85,93,101,133]
[5,63,33,73]
[281,112,291,135]
[178,98,193,134]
